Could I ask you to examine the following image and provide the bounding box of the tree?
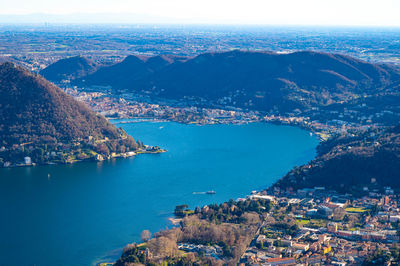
[147,236,178,258]
[333,207,346,221]
[241,212,261,225]
[175,204,189,217]
[391,244,400,262]
[141,230,151,242]
[96,144,110,155]
[363,249,390,265]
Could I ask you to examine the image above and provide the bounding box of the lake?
[0,122,318,266]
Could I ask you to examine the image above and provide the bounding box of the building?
[328,222,338,233]
[292,243,309,252]
[389,215,400,222]
[24,156,32,165]
[265,257,296,265]
[249,194,276,203]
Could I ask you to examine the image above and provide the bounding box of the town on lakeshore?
[109,184,400,265]
[65,87,385,141]
[0,132,165,168]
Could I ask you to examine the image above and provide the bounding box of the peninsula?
[0,62,164,168]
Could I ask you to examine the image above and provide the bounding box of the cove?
[0,122,318,266]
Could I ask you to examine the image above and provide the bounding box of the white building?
[24,157,32,165]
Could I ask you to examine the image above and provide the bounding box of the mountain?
[0,56,19,65]
[0,62,138,165]
[274,126,400,193]
[40,56,99,82]
[76,50,400,112]
[77,55,151,88]
[0,56,9,64]
[76,54,188,88]
[142,51,399,111]
[144,54,188,71]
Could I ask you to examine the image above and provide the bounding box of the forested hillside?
[75,50,400,112]
[40,56,99,82]
[0,62,139,166]
[274,126,400,192]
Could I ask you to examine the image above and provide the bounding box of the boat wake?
[192,191,216,195]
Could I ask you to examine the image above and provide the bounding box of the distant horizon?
[0,0,399,27]
[0,14,400,29]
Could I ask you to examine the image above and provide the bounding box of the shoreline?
[3,118,321,266]
[1,115,323,170]
[95,119,321,265]
[0,148,167,169]
[112,116,325,139]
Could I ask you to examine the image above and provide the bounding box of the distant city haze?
[0,0,399,26]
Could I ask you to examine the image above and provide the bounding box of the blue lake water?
[0,122,318,266]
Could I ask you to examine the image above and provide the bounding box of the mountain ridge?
[73,50,400,112]
[0,62,139,166]
[40,56,99,83]
[76,54,189,88]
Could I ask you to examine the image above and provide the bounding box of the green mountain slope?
[0,62,138,166]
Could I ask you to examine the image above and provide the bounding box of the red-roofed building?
[265,257,296,265]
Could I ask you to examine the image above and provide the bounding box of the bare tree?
[141,230,152,242]
[148,236,178,258]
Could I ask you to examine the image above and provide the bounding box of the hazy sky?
[1,0,400,26]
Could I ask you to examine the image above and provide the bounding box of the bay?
[0,122,318,266]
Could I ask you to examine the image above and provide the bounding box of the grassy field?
[345,207,369,213]
[296,219,326,228]
[296,219,310,225]
[296,218,327,229]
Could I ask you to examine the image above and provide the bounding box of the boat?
[206,190,216,194]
